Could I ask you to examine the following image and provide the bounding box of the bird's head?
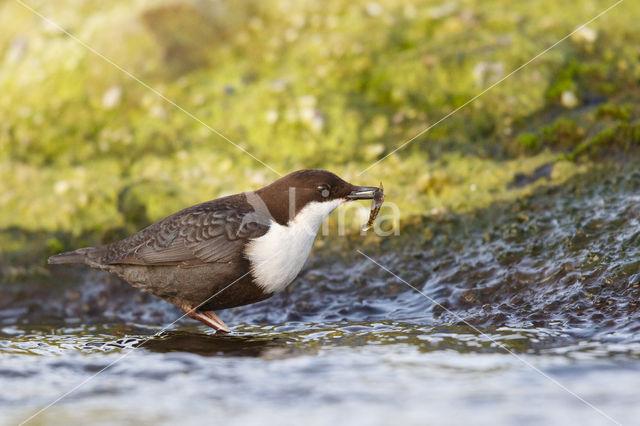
[254,169,379,226]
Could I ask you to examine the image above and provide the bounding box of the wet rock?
[561,90,579,108]
[509,163,554,188]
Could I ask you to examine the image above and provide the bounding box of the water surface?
[2,170,639,425]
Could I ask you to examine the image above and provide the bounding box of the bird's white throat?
[245,198,344,293]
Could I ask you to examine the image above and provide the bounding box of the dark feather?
[103,194,270,266]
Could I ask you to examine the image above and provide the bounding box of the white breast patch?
[245,199,344,293]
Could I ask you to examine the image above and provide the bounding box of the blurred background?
[1,1,640,425]
[1,0,638,270]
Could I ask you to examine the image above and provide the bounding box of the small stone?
[102,86,122,109]
[5,37,27,64]
[429,2,457,19]
[150,105,167,119]
[572,26,597,44]
[309,112,325,133]
[561,90,579,108]
[265,109,278,124]
[365,2,383,17]
[269,79,288,92]
[298,95,317,109]
[461,291,478,304]
[284,28,298,42]
[54,180,70,195]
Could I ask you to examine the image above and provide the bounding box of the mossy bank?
[0,0,639,277]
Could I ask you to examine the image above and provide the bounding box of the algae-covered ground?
[0,0,639,274]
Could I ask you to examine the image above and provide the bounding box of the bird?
[48,169,379,333]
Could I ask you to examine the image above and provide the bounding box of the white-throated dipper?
[48,169,380,333]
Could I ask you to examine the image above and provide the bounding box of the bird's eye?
[317,184,331,198]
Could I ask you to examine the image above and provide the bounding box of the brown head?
[253,169,379,225]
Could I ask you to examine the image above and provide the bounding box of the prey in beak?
[347,185,380,200]
[347,183,386,232]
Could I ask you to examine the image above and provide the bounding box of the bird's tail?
[48,247,98,265]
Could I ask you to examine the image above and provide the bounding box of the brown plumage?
[49,169,380,333]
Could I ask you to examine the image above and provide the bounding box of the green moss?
[542,118,585,149]
[516,133,541,152]
[545,60,580,105]
[45,237,64,255]
[596,103,632,121]
[0,0,639,268]
[570,120,640,160]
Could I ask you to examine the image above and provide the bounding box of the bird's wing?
[104,196,270,266]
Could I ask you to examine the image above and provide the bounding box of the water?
[1,169,639,425]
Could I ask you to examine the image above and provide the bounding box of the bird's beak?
[347,185,379,200]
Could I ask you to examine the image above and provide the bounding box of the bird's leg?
[179,303,231,333]
[200,311,231,333]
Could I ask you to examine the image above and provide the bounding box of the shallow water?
[2,322,639,426]
[1,169,639,425]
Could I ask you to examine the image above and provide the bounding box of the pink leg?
[180,303,231,333]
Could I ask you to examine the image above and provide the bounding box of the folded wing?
[104,196,270,266]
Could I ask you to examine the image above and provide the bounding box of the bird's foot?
[180,304,231,333]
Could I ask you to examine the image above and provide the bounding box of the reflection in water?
[139,330,299,358]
